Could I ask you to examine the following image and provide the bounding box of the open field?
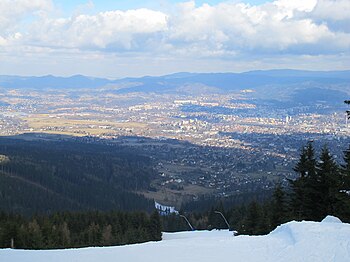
[24,115,147,128]
[141,184,214,207]
[22,115,148,136]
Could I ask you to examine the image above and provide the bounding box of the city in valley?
[0,73,349,205]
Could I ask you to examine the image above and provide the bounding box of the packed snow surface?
[1,216,349,262]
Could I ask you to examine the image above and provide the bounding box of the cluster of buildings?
[0,88,349,199]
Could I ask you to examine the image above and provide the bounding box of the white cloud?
[311,0,350,21]
[0,0,349,76]
[273,0,317,19]
[308,0,350,35]
[164,0,350,56]
[0,36,7,46]
[0,0,52,47]
[25,8,168,50]
[0,0,52,34]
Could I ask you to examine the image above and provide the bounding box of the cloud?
[4,0,349,53]
[0,0,349,76]
[26,8,168,51]
[168,0,350,56]
[0,0,53,47]
[311,0,350,21]
[308,0,350,34]
[0,0,52,38]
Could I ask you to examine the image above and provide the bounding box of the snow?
[340,190,350,196]
[1,217,350,262]
[155,201,178,215]
[322,215,342,224]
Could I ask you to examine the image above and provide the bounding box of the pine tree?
[58,222,71,247]
[0,218,19,248]
[336,145,350,221]
[243,201,263,235]
[305,142,318,178]
[293,146,309,178]
[271,184,287,228]
[148,210,162,241]
[87,223,101,246]
[290,142,319,220]
[290,145,309,220]
[316,146,340,219]
[342,145,350,189]
[27,219,43,249]
[101,224,113,246]
[259,202,272,235]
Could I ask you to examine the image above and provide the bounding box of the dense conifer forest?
[0,137,156,215]
[0,210,162,249]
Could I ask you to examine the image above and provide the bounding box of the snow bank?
[1,217,349,262]
[322,215,342,223]
[269,217,349,261]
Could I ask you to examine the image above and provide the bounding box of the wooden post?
[11,238,14,249]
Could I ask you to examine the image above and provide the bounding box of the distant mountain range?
[1,70,349,107]
[1,70,349,94]
[0,75,110,90]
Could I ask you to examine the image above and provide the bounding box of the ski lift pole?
[214,211,230,230]
[180,214,195,231]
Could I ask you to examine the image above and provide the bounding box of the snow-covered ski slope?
[1,216,349,262]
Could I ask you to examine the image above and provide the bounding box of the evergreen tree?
[0,218,18,248]
[161,213,189,232]
[58,222,71,247]
[316,146,340,219]
[259,202,272,235]
[289,141,350,222]
[271,184,287,228]
[148,210,162,241]
[305,142,317,177]
[342,145,350,189]
[290,146,308,220]
[27,219,43,249]
[101,224,113,246]
[293,146,309,178]
[87,223,101,246]
[336,145,350,221]
[290,142,319,220]
[243,201,263,235]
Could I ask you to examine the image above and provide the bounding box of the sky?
[0,0,349,78]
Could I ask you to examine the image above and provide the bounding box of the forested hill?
[0,135,156,215]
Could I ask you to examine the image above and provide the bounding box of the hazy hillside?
[117,70,350,93]
[1,70,349,96]
[0,75,110,90]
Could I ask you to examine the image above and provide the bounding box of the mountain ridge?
[1,69,349,93]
